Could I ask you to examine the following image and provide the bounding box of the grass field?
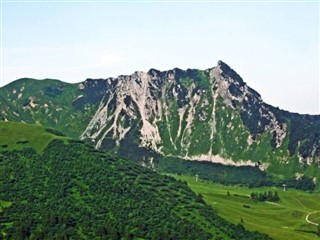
[0,121,68,153]
[171,174,320,240]
[0,200,12,212]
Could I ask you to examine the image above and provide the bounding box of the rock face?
[1,61,319,178]
[79,61,319,166]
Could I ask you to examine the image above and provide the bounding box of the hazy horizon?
[1,1,319,114]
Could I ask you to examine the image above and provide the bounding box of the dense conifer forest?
[0,138,271,239]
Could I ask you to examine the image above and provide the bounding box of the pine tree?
[250,192,257,200]
[250,192,253,199]
[258,193,264,201]
[267,191,273,201]
[273,191,280,201]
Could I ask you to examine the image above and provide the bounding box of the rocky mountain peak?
[1,62,319,181]
[216,60,245,86]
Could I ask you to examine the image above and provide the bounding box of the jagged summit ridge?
[217,60,246,86]
[79,61,288,164]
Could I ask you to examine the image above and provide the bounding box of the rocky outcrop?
[77,61,319,167]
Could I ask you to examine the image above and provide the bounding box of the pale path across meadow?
[306,212,319,226]
[293,197,320,226]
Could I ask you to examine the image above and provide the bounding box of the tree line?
[250,191,280,202]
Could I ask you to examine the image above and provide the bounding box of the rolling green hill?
[0,121,68,153]
[171,174,320,240]
[0,122,271,239]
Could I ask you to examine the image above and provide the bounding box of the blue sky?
[1,1,319,114]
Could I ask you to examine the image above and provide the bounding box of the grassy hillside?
[171,175,320,240]
[0,122,271,239]
[0,78,100,138]
[0,121,68,153]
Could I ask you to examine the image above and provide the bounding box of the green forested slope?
[0,123,271,240]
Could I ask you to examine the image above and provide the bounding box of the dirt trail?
[292,197,319,226]
[305,212,319,226]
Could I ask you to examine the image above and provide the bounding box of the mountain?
[0,122,271,239]
[1,61,319,184]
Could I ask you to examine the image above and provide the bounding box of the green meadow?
[171,174,320,240]
[0,121,68,153]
